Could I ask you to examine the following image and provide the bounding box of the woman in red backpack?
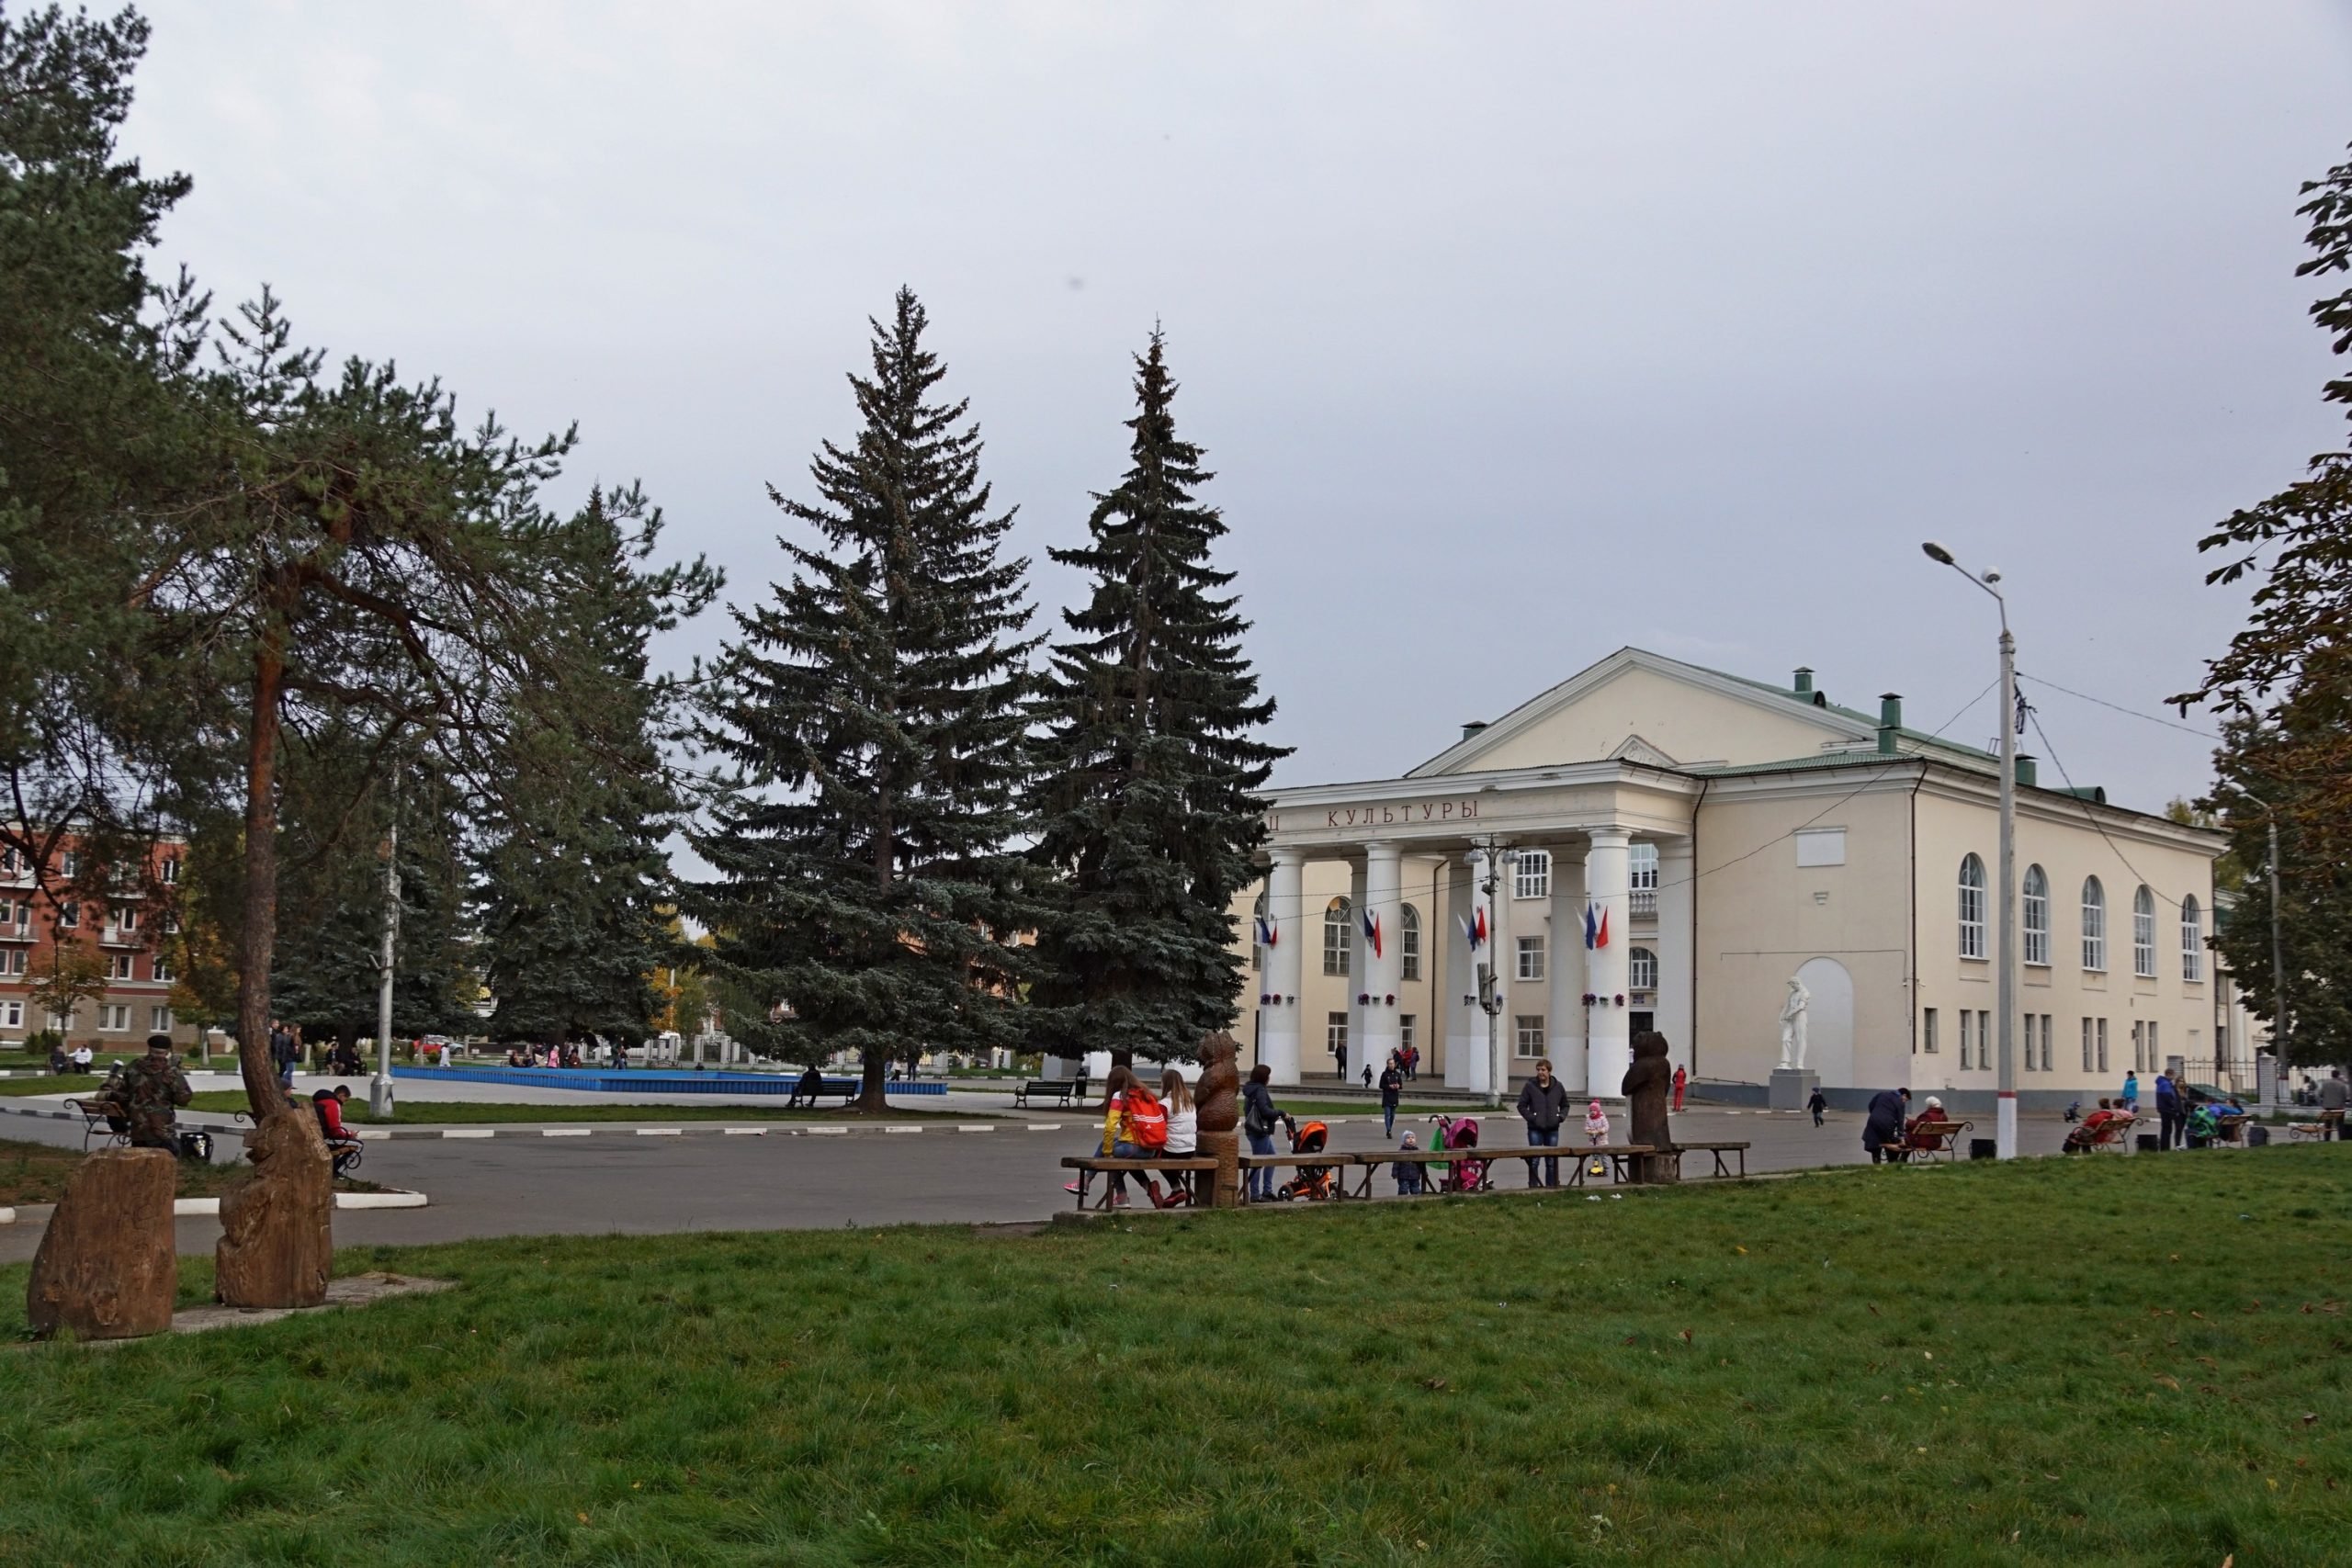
[1065,1065,1162,1208]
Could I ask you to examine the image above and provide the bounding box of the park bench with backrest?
[64,1096,128,1150]
[2209,1111,2250,1145]
[1351,1144,1659,1196]
[1898,1119,1971,1163]
[1015,1077,1089,1111]
[1674,1140,1750,1179]
[1058,1154,1217,1210]
[2075,1112,2137,1153]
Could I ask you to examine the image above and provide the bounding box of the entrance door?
[1630,1011,1655,1036]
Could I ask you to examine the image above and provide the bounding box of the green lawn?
[176,1091,979,1125]
[0,1137,379,1204]
[2,1151,2346,1563]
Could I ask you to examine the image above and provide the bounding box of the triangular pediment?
[1408,648,1870,777]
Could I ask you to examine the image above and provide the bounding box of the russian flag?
[1362,907,1383,960]
[1583,902,1610,951]
[1460,906,1487,949]
[1254,914,1276,947]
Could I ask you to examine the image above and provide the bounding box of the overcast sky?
[124,2,2351,813]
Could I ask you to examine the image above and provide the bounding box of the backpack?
[1125,1087,1169,1150]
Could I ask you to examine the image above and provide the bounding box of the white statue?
[1778,976,1811,1070]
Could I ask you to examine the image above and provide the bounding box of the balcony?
[1630,889,1657,919]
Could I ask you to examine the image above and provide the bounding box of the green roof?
[1705,666,1999,769]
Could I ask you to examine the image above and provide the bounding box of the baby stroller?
[1428,1113,1490,1194]
[1276,1117,1340,1201]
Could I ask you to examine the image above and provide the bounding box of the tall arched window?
[1250,889,1268,972]
[2132,886,2156,977]
[1629,945,1657,991]
[1957,854,1987,959]
[2180,894,2203,983]
[1322,897,1351,976]
[2021,865,2050,966]
[2081,877,2106,971]
[1399,904,1422,981]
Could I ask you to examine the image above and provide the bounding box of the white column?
[1548,847,1589,1096]
[1443,854,1479,1089]
[1653,837,1696,1081]
[1585,827,1634,1100]
[1261,851,1305,1086]
[1357,841,1404,1086]
[1343,859,1368,1082]
[1483,851,1511,1100]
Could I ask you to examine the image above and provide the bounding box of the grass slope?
[1,1151,2346,1564]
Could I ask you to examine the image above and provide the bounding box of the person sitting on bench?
[789,1066,826,1108]
[1903,1096,1951,1153]
[310,1085,363,1177]
[2063,1098,2127,1152]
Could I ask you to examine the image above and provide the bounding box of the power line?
[2026,708,2197,916]
[2016,671,2220,742]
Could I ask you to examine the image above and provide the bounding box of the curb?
[0,1190,426,1224]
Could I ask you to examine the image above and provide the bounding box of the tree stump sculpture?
[216,1038,332,1308]
[1621,1029,1679,1183]
[27,1146,177,1339]
[1194,1031,1243,1208]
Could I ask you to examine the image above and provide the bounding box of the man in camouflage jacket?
[118,1032,192,1151]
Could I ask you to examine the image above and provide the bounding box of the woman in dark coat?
[1862,1087,1910,1164]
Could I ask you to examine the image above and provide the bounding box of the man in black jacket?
[1516,1058,1570,1187]
[1863,1087,1910,1164]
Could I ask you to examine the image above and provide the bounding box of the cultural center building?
[1230,648,2229,1109]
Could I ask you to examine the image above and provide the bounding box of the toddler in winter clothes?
[1583,1100,1611,1145]
[1395,1130,1426,1195]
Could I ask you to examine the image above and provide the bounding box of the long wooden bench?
[1016,1077,1090,1110]
[1676,1140,1750,1179]
[64,1096,127,1151]
[1058,1155,1216,1210]
[1351,1144,1660,1196]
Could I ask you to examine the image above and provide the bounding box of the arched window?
[1513,849,1551,900]
[2021,865,2050,966]
[1957,854,1987,959]
[2132,886,2155,978]
[2180,894,2203,983]
[1629,946,1657,991]
[1250,889,1268,972]
[1399,904,1421,981]
[2081,877,2106,971]
[1322,897,1351,976]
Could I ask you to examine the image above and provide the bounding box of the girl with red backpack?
[1065,1065,1167,1208]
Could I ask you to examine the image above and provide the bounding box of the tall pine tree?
[1028,330,1286,1061]
[694,289,1038,1110]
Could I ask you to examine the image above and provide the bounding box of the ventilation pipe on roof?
[2015,754,2038,788]
[1877,693,1902,755]
[1460,720,1489,743]
[1792,667,1814,698]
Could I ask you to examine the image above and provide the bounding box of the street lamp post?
[1922,541,2018,1159]
[1473,840,1517,1111]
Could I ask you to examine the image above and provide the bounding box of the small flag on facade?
[1460,906,1488,949]
[1254,914,1276,947]
[1362,907,1383,959]
[1583,902,1611,951]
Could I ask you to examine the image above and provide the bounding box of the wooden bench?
[1350,1147,1487,1197]
[1016,1077,1089,1110]
[1559,1143,1657,1188]
[64,1096,128,1150]
[2065,1113,2136,1153]
[1238,1151,1357,1201]
[1350,1144,1660,1195]
[1676,1140,1750,1179]
[1058,1155,1216,1211]
[1897,1119,1972,1163]
[2208,1111,2250,1145]
[2286,1121,2329,1144]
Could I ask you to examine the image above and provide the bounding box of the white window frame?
[1250,892,1266,973]
[2096,1017,2109,1073]
[2131,1020,2144,1072]
[2180,896,2202,983]
[99,1002,130,1032]
[1512,850,1551,901]
[107,953,134,980]
[153,953,175,983]
[1922,1007,1938,1055]
[1326,1012,1349,1058]
[150,1005,173,1032]
[1957,854,1987,960]
[1628,945,1657,991]
[1629,842,1658,891]
[2080,1016,2093,1073]
[1,1000,20,1029]
[2132,886,2155,978]
[1322,897,1351,976]
[1399,904,1421,982]
[1958,1009,1973,1069]
[2022,864,2049,966]
[1514,1015,1545,1057]
[159,855,179,886]
[2081,877,2106,972]
[1399,1014,1416,1053]
[2041,1014,2054,1072]
[1515,935,1545,983]
[57,902,80,929]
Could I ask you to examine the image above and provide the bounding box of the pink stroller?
[1427,1113,1490,1193]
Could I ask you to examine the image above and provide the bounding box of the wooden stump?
[215,1111,332,1308]
[27,1147,178,1339]
[1200,1128,1241,1210]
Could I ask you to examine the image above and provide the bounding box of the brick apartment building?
[0,834,194,1050]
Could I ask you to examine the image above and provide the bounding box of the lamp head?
[1980,568,2001,585]
[1920,541,1956,566]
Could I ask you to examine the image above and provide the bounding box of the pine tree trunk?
[235,625,286,1115]
[859,1049,887,1114]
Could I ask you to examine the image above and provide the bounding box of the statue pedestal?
[1768,1068,1818,1112]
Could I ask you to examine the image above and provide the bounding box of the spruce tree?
[694,289,1038,1110]
[1027,330,1287,1061]
[474,485,718,1050]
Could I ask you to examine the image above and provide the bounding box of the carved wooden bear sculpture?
[1193,1031,1241,1134]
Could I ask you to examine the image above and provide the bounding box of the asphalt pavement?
[0,1098,2065,1264]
